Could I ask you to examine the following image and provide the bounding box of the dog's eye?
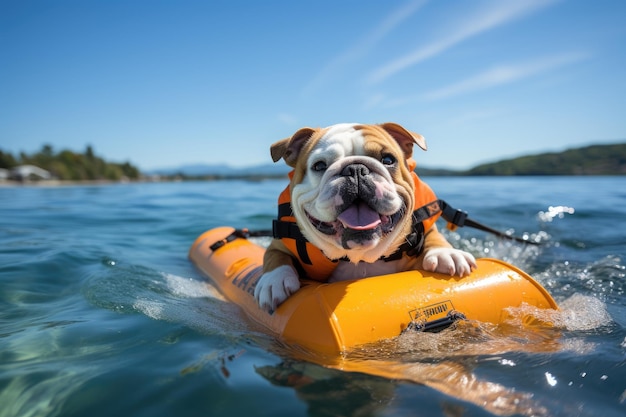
[381,154,396,166]
[312,161,327,172]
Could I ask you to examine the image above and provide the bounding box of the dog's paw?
[254,265,301,313]
[422,248,477,277]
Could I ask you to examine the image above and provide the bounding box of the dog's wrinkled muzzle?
[305,162,404,248]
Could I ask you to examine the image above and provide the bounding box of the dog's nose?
[341,163,370,179]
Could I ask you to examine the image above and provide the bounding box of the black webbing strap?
[412,200,444,223]
[266,198,537,262]
[382,200,443,261]
[439,200,538,245]
[380,221,425,261]
[209,228,251,251]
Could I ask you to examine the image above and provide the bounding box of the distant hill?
[149,142,626,178]
[466,143,626,176]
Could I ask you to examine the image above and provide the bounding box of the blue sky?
[2,0,625,171]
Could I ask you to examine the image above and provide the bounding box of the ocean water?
[1,176,624,417]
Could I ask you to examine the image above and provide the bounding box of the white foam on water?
[131,273,252,338]
[508,293,613,332]
[161,272,226,300]
[133,299,165,320]
[534,255,625,328]
[558,294,613,331]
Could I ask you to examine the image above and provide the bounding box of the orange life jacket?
[272,159,444,282]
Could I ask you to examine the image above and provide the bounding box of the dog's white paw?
[254,265,301,313]
[422,247,477,277]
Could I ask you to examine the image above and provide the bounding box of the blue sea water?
[1,176,625,417]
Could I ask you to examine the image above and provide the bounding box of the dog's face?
[271,123,427,263]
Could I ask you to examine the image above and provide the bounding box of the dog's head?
[271,123,427,263]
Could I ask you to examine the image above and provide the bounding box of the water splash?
[348,317,571,363]
[537,255,625,300]
[538,205,575,222]
[161,272,226,300]
[505,294,613,331]
[82,261,253,338]
[345,292,612,363]
[131,273,252,339]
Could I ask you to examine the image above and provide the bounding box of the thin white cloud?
[370,51,589,108]
[448,108,503,126]
[301,0,428,97]
[362,93,387,110]
[365,0,561,85]
[277,112,298,126]
[421,52,589,101]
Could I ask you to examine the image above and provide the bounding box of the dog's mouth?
[306,200,402,238]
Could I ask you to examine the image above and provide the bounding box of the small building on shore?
[8,165,52,181]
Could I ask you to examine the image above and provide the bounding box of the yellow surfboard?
[189,226,558,355]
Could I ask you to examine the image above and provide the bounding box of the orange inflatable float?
[189,226,558,355]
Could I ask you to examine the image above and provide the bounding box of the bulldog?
[254,122,477,313]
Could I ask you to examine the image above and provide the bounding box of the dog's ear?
[270,127,316,167]
[378,122,427,157]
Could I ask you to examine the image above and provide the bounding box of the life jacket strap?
[381,200,443,261]
[412,200,444,224]
[379,221,425,261]
[273,203,315,265]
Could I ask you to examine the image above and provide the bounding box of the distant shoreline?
[0,179,142,187]
[2,142,624,182]
[2,173,625,188]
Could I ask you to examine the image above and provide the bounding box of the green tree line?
[465,143,626,176]
[2,142,624,181]
[0,144,140,181]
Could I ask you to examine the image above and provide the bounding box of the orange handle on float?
[189,227,558,355]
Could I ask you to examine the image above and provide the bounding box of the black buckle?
[441,201,468,227]
[405,311,467,333]
[209,229,250,251]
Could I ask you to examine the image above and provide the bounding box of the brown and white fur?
[254,123,477,313]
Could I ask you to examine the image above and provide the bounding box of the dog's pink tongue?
[337,202,381,230]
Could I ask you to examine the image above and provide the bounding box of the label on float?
[406,300,463,332]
